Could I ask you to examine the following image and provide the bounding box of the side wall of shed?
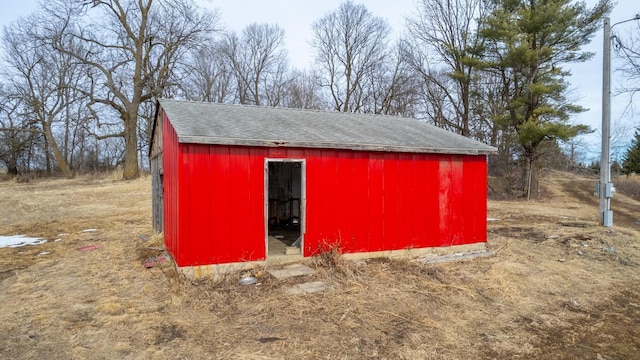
[173,145,267,266]
[150,108,165,233]
[162,114,181,263]
[171,144,487,267]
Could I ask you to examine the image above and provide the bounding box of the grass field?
[0,172,638,359]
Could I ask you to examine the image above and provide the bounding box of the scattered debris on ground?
[144,255,169,268]
[416,250,495,265]
[0,173,638,359]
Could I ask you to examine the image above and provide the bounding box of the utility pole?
[599,15,640,227]
[599,17,611,226]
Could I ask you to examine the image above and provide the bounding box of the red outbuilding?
[150,99,496,272]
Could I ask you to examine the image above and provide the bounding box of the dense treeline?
[0,0,614,198]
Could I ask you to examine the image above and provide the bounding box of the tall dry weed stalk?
[614,174,640,199]
[111,166,124,181]
[314,239,361,279]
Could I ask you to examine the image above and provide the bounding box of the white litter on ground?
[0,235,47,248]
[487,218,501,221]
[80,229,98,233]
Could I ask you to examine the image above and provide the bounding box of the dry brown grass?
[614,173,640,200]
[0,171,639,359]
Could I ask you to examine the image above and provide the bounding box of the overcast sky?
[1,0,639,161]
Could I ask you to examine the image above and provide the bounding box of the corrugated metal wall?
[162,114,180,262]
[164,139,487,267]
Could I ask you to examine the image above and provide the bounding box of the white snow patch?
[80,229,98,233]
[487,218,501,221]
[38,252,51,256]
[54,239,62,242]
[0,235,47,248]
[57,233,69,237]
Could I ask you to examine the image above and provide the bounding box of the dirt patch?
[491,226,548,242]
[530,287,640,359]
[0,172,638,359]
[155,324,186,345]
[0,268,21,283]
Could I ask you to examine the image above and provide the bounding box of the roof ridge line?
[157,98,408,120]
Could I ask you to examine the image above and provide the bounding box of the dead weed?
[0,171,639,359]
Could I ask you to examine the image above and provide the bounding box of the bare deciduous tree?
[1,13,94,177]
[46,0,217,179]
[311,1,391,113]
[0,89,40,175]
[180,38,235,103]
[614,26,640,111]
[281,70,325,110]
[365,42,419,116]
[220,23,289,106]
[405,0,488,136]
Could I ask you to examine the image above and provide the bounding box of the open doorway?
[266,159,304,258]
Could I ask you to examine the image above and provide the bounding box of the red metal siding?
[336,151,353,251]
[352,152,370,253]
[450,157,465,245]
[321,150,339,244]
[438,157,452,246]
[162,114,180,263]
[463,155,487,244]
[175,145,266,266]
[163,133,488,266]
[383,153,399,250]
[411,154,429,249]
[398,153,414,248]
[368,153,384,252]
[248,147,269,259]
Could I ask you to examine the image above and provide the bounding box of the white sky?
[199,0,415,70]
[2,0,639,161]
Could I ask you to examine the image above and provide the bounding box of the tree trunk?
[461,80,470,137]
[123,111,140,180]
[43,121,72,178]
[523,145,539,200]
[7,157,18,176]
[44,136,51,175]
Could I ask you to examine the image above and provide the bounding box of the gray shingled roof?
[157,99,496,155]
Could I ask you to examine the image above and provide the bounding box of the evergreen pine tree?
[622,130,640,175]
[480,0,611,198]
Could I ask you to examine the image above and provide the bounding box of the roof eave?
[178,135,497,156]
